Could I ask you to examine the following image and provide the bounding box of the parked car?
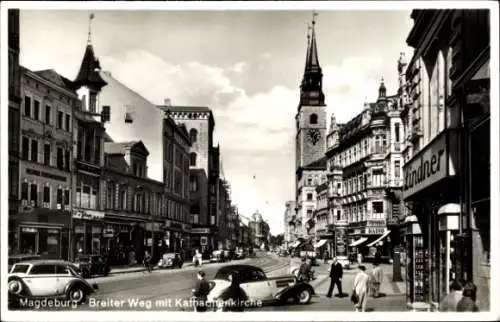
[157,253,183,269]
[7,259,98,306]
[210,250,226,263]
[8,254,41,272]
[235,248,246,259]
[207,264,315,308]
[74,255,110,279]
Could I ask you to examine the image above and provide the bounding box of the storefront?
[190,227,213,254]
[9,208,71,260]
[72,209,106,258]
[402,128,461,311]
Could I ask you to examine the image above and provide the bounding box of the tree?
[268,234,284,248]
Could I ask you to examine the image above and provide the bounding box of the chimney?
[164,98,172,106]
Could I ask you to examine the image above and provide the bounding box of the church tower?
[295,13,327,181]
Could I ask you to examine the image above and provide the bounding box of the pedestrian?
[217,271,249,312]
[143,250,152,273]
[439,280,463,312]
[297,257,311,282]
[352,265,370,312]
[457,282,479,312]
[371,261,383,298]
[192,270,210,312]
[323,250,329,264]
[357,253,363,265]
[193,249,202,267]
[326,257,344,298]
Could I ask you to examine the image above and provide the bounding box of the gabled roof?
[104,141,149,157]
[74,44,107,89]
[33,69,75,92]
[304,156,327,170]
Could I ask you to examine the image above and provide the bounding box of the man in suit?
[326,257,344,298]
[192,270,211,312]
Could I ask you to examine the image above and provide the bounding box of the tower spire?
[87,12,95,45]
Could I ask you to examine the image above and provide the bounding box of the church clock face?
[307,129,321,145]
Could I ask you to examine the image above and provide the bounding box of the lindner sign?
[402,130,458,199]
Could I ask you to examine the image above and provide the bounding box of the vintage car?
[235,249,246,259]
[207,264,315,308]
[8,254,41,272]
[74,255,110,278]
[8,259,98,306]
[157,252,183,269]
[210,250,226,263]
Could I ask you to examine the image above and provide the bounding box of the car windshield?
[10,264,30,274]
[76,256,91,262]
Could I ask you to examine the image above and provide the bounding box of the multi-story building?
[402,9,490,311]
[312,177,331,257]
[7,9,22,255]
[294,17,328,245]
[10,65,77,260]
[71,37,109,260]
[248,211,270,248]
[160,105,220,251]
[326,73,405,262]
[283,200,296,248]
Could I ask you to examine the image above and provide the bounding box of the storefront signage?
[72,210,105,220]
[22,227,38,233]
[192,228,210,234]
[26,168,67,182]
[403,132,449,199]
[366,228,386,235]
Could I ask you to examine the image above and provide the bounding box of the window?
[307,209,313,217]
[22,137,29,160]
[94,135,101,165]
[21,182,29,202]
[84,128,94,163]
[57,188,63,209]
[307,178,312,186]
[120,189,127,210]
[64,189,70,207]
[372,201,384,214]
[24,96,31,117]
[394,160,401,179]
[29,183,37,206]
[57,148,64,170]
[57,111,63,129]
[395,123,400,142]
[309,113,318,124]
[30,139,38,162]
[190,176,198,192]
[189,128,198,143]
[65,150,70,170]
[45,105,51,124]
[30,264,55,275]
[372,169,384,187]
[65,114,71,132]
[56,265,70,275]
[44,144,51,166]
[190,152,197,166]
[336,210,341,221]
[307,193,313,201]
[33,100,40,121]
[133,164,138,176]
[107,183,115,210]
[43,186,50,208]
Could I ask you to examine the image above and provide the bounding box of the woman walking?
[352,265,370,312]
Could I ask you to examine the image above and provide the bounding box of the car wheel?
[68,286,87,304]
[297,289,312,304]
[8,278,24,295]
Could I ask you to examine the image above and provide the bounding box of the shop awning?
[437,203,461,215]
[313,239,327,248]
[349,237,368,247]
[290,240,302,248]
[366,230,392,247]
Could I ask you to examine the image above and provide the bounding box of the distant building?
[283,200,296,248]
[313,177,330,257]
[248,210,270,248]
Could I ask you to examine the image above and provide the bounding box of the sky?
[18,8,414,235]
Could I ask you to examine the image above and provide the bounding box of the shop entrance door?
[20,228,38,254]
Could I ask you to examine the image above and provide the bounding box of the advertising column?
[335,226,348,258]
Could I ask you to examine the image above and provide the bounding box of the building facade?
[325,74,405,262]
[248,211,270,248]
[295,17,328,246]
[7,9,22,255]
[312,177,331,257]
[402,9,490,311]
[161,105,220,251]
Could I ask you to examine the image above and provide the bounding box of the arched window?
[189,128,198,143]
[189,152,197,166]
[309,113,318,124]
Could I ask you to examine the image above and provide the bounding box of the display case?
[406,235,429,304]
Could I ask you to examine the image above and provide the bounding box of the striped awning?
[349,237,368,247]
[366,230,391,247]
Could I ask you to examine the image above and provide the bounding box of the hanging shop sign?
[402,130,459,199]
[72,210,105,220]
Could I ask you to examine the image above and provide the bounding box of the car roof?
[14,259,72,265]
[214,265,263,279]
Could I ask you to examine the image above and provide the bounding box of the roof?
[305,23,321,72]
[74,44,107,89]
[303,156,327,170]
[160,105,212,113]
[104,141,149,157]
[13,259,71,265]
[214,265,263,280]
[32,69,75,92]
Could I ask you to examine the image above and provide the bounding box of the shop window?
[43,186,50,208]
[372,201,384,214]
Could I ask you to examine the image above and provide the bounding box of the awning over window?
[349,237,368,247]
[290,240,302,248]
[313,239,328,248]
[366,230,392,247]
